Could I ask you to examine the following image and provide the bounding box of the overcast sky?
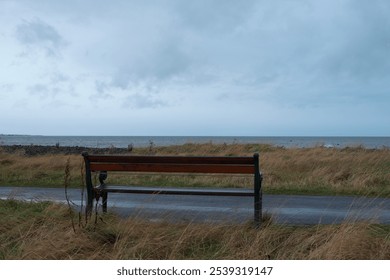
[1,0,389,136]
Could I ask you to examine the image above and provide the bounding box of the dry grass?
[0,200,389,260]
[0,152,82,187]
[1,144,389,260]
[1,143,389,196]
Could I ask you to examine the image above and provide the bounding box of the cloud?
[28,84,50,99]
[93,81,113,100]
[15,18,65,57]
[109,41,191,89]
[27,72,76,101]
[219,0,390,108]
[1,0,389,135]
[0,83,14,93]
[123,93,167,109]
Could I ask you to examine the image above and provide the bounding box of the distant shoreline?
[1,135,389,149]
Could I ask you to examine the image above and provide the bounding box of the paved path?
[1,186,389,225]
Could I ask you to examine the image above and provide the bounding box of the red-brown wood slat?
[86,155,254,165]
[89,162,255,174]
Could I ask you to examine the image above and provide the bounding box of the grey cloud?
[122,93,167,109]
[50,72,69,83]
[91,81,113,100]
[312,2,390,82]
[113,46,190,88]
[8,1,390,121]
[25,82,76,109]
[95,81,108,94]
[0,83,14,94]
[105,27,192,90]
[28,84,50,99]
[72,1,256,90]
[173,0,255,32]
[91,78,168,109]
[214,0,390,108]
[15,18,65,56]
[28,82,69,100]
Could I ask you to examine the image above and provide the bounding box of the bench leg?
[254,153,262,229]
[254,190,262,229]
[102,192,108,213]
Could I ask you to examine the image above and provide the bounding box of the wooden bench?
[82,152,263,227]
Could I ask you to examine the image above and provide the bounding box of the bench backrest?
[82,153,259,175]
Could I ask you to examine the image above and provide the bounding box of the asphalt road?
[1,186,389,225]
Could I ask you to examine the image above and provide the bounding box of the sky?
[1,0,389,136]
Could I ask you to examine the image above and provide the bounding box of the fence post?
[254,153,262,228]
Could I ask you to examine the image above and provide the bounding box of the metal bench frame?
[82,152,263,227]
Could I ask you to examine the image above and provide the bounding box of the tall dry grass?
[0,200,388,260]
[1,143,389,196]
[1,144,389,260]
[0,152,82,187]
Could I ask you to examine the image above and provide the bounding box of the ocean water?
[1,135,389,149]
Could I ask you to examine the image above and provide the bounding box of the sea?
[0,135,389,149]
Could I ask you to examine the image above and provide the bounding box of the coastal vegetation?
[0,143,389,260]
[1,143,389,197]
[0,199,389,260]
